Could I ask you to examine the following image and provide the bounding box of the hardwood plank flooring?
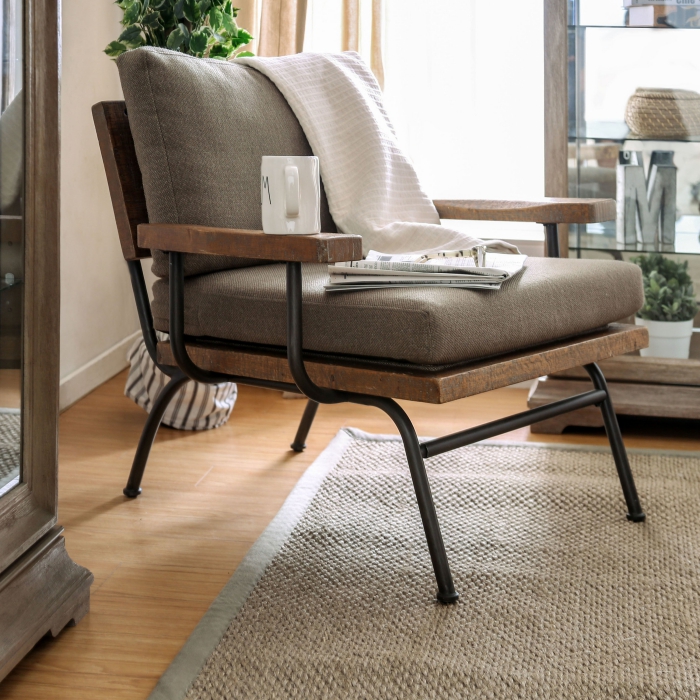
[2,370,699,698]
[0,369,21,409]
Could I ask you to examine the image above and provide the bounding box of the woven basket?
[625,88,700,139]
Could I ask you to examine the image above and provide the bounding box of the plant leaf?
[159,5,177,28]
[189,29,208,54]
[166,24,186,49]
[209,42,232,58]
[174,0,185,19]
[199,0,212,15]
[235,50,254,57]
[122,0,142,24]
[221,11,238,36]
[183,0,199,22]
[208,6,223,30]
[151,27,167,46]
[119,24,145,47]
[141,11,162,28]
[104,40,128,57]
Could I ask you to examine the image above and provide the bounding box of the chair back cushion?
[116,47,336,277]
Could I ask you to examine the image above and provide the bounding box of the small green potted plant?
[104,0,254,60]
[631,253,698,359]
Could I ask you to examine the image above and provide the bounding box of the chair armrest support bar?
[433,198,616,225]
[127,259,179,377]
[544,223,560,258]
[140,224,362,263]
[166,251,300,392]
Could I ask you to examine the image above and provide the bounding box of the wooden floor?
[2,370,699,698]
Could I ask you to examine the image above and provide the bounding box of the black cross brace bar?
[420,388,607,459]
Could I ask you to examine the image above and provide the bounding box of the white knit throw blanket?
[239,52,517,256]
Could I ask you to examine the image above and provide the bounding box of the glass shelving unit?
[567,0,700,326]
[529,0,700,432]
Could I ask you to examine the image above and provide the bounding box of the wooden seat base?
[157,323,648,404]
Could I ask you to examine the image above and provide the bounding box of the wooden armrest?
[137,224,363,263]
[433,198,616,225]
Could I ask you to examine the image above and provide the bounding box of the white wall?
[59,0,146,409]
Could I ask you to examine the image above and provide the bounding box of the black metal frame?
[544,222,560,258]
[122,230,645,605]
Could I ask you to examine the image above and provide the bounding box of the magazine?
[326,249,528,292]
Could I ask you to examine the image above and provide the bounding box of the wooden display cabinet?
[534,0,700,431]
[0,0,92,682]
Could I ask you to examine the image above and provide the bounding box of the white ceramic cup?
[261,156,321,235]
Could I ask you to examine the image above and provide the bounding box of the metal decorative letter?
[616,150,677,251]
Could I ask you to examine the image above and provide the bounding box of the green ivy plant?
[104,0,254,60]
[631,253,699,323]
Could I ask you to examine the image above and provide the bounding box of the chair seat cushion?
[151,257,644,367]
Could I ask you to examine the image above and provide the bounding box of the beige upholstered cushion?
[116,47,336,278]
[151,257,644,366]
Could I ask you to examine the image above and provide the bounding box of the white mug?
[261,156,321,235]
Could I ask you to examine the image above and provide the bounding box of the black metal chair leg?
[123,371,189,498]
[290,400,319,452]
[366,397,459,604]
[584,363,646,522]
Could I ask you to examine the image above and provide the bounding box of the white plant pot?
[635,317,694,359]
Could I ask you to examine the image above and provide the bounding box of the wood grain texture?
[18,0,61,523]
[0,0,93,682]
[2,373,699,699]
[433,198,616,225]
[553,354,700,387]
[157,324,648,404]
[0,528,93,682]
[138,224,363,264]
[92,101,150,261]
[543,0,569,255]
[528,377,700,433]
[0,0,61,571]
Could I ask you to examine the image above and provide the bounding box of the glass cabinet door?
[0,0,22,497]
[567,0,700,362]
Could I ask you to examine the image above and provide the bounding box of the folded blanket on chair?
[238,52,517,257]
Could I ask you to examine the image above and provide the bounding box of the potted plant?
[104,0,253,60]
[631,253,698,359]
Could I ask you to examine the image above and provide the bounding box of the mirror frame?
[0,0,59,572]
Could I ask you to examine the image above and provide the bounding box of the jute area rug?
[151,429,700,700]
[0,410,20,495]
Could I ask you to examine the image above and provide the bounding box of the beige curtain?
[234,0,262,54]
[258,0,308,56]
[342,0,384,89]
[257,0,384,89]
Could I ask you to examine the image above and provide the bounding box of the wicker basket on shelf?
[625,88,700,139]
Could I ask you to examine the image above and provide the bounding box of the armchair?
[93,52,648,606]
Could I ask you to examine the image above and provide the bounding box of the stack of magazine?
[326,249,528,292]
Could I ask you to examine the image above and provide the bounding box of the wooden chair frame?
[93,100,648,605]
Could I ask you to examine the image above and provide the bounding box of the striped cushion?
[125,335,237,430]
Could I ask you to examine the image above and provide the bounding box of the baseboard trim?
[59,331,140,411]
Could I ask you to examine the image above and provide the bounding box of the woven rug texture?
[0,412,20,490]
[182,432,700,699]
